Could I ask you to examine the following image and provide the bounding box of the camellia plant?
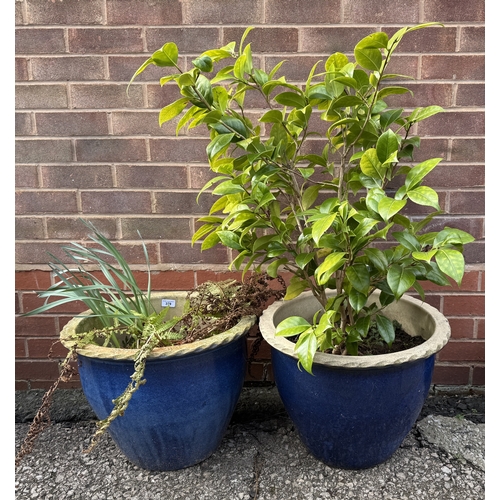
[130,23,474,373]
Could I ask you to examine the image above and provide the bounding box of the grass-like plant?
[26,219,158,348]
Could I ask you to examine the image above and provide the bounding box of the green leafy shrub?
[132,24,474,373]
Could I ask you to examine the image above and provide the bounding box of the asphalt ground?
[14,386,485,500]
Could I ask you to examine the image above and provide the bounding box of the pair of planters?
[64,290,450,471]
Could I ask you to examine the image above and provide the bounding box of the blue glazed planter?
[60,292,255,471]
[260,290,450,470]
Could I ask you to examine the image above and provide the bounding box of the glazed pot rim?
[260,290,451,369]
[60,291,256,361]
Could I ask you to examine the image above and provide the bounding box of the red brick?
[155,191,213,215]
[459,27,485,52]
[15,271,52,291]
[344,0,418,23]
[15,58,29,81]
[146,271,195,291]
[68,28,143,54]
[160,242,229,266]
[42,165,114,189]
[472,365,485,386]
[116,165,188,189]
[81,190,152,214]
[71,84,144,109]
[422,55,485,81]
[245,362,267,383]
[76,139,148,163]
[21,293,88,315]
[46,217,117,239]
[16,166,39,188]
[448,191,485,215]
[16,113,33,136]
[112,112,176,137]
[448,318,475,339]
[463,242,484,266]
[477,319,485,339]
[432,364,471,385]
[384,83,454,109]
[425,164,484,189]
[107,0,183,25]
[223,27,298,53]
[450,139,485,162]
[438,340,485,362]
[31,57,106,81]
[108,55,184,82]
[246,337,272,361]
[25,0,104,24]
[36,112,109,136]
[16,139,73,163]
[196,270,244,285]
[121,217,192,240]
[15,360,61,381]
[16,28,66,54]
[419,111,484,137]
[423,0,485,22]
[184,0,263,24]
[412,138,448,163]
[384,26,457,53]
[145,84,191,110]
[299,27,371,53]
[27,338,69,358]
[150,138,210,164]
[15,217,45,239]
[15,241,85,265]
[265,0,341,23]
[146,27,220,53]
[443,295,485,317]
[16,84,68,109]
[16,339,27,358]
[15,190,77,214]
[456,84,485,107]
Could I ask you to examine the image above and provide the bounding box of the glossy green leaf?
[159,97,190,126]
[311,213,336,245]
[348,289,368,313]
[315,252,346,285]
[192,55,213,72]
[294,329,318,375]
[407,186,440,210]
[274,91,306,108]
[364,247,389,272]
[435,248,465,285]
[259,110,283,123]
[267,258,288,278]
[387,264,416,299]
[376,129,399,164]
[354,47,382,71]
[405,158,442,190]
[345,264,370,294]
[378,197,407,222]
[284,280,310,300]
[276,316,311,337]
[392,231,421,252]
[360,149,384,182]
[376,314,395,345]
[217,231,244,250]
[206,134,235,161]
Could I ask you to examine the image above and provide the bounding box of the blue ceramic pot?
[60,292,255,471]
[260,290,450,470]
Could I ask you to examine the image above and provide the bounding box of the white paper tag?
[161,299,176,308]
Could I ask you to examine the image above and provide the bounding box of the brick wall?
[15,0,485,390]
